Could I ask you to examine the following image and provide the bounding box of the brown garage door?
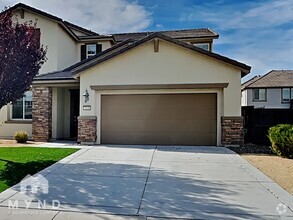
[101,94,217,145]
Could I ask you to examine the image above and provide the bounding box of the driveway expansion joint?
[51,211,60,220]
[137,146,157,215]
[226,150,293,213]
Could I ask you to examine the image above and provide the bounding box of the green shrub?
[14,131,28,143]
[268,124,293,158]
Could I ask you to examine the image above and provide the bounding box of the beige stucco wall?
[51,87,72,139]
[57,26,79,70]
[79,39,242,145]
[0,105,32,139]
[76,41,113,62]
[13,10,85,73]
[13,10,59,74]
[52,88,64,139]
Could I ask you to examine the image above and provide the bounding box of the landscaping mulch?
[227,144,273,155]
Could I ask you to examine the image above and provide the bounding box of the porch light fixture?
[83,89,89,103]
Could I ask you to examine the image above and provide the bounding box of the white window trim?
[10,91,32,120]
[86,44,96,59]
[281,88,292,103]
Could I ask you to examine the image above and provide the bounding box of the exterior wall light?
[83,89,89,103]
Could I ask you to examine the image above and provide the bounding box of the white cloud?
[180,0,293,79]
[1,0,152,33]
[155,24,162,28]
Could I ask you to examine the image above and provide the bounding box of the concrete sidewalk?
[0,145,292,219]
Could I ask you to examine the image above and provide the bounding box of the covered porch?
[32,81,80,142]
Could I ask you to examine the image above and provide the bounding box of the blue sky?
[1,0,293,81]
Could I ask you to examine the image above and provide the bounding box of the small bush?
[14,131,28,143]
[268,124,293,158]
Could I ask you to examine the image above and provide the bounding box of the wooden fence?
[242,106,293,145]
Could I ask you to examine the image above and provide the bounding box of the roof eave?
[33,78,78,84]
[177,35,219,40]
[71,33,251,78]
[77,37,114,42]
[9,3,95,40]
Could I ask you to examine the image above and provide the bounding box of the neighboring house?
[0,3,251,146]
[242,70,293,109]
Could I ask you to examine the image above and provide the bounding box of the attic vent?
[154,38,159,52]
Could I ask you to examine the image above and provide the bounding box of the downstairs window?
[11,91,32,120]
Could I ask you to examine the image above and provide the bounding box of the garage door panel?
[102,119,216,133]
[102,132,217,146]
[101,94,217,145]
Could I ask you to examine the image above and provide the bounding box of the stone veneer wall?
[32,86,52,141]
[221,116,244,145]
[78,116,97,143]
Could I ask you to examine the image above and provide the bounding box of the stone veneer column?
[221,116,244,145]
[78,116,97,143]
[32,86,52,142]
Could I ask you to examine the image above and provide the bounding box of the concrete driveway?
[0,145,292,219]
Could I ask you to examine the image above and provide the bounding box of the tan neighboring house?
[0,3,251,146]
[242,70,293,109]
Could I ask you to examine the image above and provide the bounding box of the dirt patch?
[243,155,293,194]
[0,139,45,147]
[228,144,293,195]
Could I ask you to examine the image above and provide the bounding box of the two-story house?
[241,70,293,109]
[0,3,251,146]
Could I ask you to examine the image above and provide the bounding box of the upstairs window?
[282,88,293,103]
[253,88,266,102]
[81,44,102,61]
[86,44,97,58]
[11,91,32,120]
[193,43,210,51]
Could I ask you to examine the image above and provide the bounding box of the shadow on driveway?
[0,146,289,219]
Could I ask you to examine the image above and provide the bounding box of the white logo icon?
[20,174,49,194]
[276,203,287,214]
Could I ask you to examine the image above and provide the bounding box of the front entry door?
[70,89,80,139]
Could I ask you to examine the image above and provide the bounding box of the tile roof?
[35,33,250,82]
[241,75,261,90]
[34,71,74,81]
[113,28,219,42]
[7,3,219,43]
[246,70,293,88]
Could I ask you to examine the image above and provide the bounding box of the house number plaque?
[83,105,91,111]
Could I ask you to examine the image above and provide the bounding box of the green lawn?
[0,147,79,192]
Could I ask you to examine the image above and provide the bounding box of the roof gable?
[241,75,261,90]
[72,32,251,77]
[34,32,251,82]
[246,70,293,88]
[8,3,112,41]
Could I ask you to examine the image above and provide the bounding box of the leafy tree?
[0,9,47,109]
